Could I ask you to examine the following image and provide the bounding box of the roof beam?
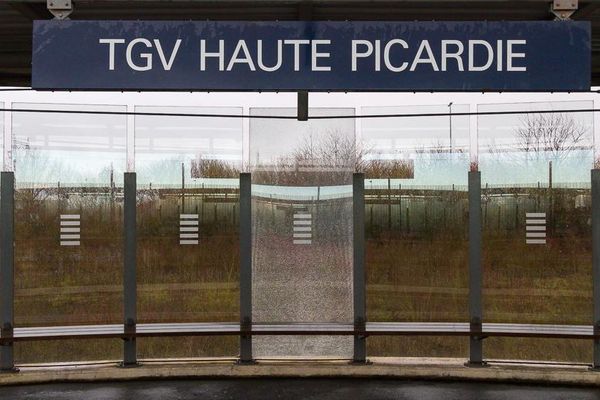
[7,1,50,19]
[573,2,600,18]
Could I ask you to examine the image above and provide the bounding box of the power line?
[0,107,599,120]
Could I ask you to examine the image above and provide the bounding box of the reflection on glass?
[135,106,242,358]
[250,108,354,358]
[480,101,593,362]
[12,103,126,363]
[362,104,470,357]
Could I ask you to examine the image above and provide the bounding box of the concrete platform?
[2,357,600,387]
[3,378,600,400]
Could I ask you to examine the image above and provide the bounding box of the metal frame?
[122,172,137,367]
[2,322,599,344]
[353,172,367,363]
[0,172,14,371]
[467,170,484,367]
[594,169,600,369]
[239,172,253,363]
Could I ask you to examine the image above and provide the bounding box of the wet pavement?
[2,379,600,400]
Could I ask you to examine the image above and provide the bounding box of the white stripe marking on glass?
[179,240,199,245]
[293,214,312,219]
[526,219,546,224]
[293,240,312,245]
[526,212,546,218]
[60,227,80,233]
[526,239,546,245]
[60,234,80,240]
[60,241,80,246]
[180,220,199,226]
[60,214,80,219]
[293,220,312,225]
[60,221,80,226]
[179,226,199,232]
[180,214,199,219]
[526,232,546,238]
[293,233,312,238]
[526,226,546,231]
[293,226,311,232]
[180,233,199,239]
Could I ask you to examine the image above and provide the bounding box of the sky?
[0,88,598,187]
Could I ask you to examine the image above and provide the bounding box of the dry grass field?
[10,183,595,364]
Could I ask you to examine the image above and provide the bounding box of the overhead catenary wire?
[1,107,600,120]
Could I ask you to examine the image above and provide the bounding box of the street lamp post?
[448,102,453,153]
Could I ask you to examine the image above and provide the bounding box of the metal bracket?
[47,0,73,20]
[297,91,308,121]
[551,0,578,20]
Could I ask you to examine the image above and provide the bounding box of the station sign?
[32,20,590,91]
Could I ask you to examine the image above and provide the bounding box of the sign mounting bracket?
[551,0,578,20]
[47,0,73,20]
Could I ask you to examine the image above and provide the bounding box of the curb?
[1,358,600,387]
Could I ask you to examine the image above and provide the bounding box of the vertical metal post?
[467,170,485,367]
[239,173,253,363]
[353,173,367,363]
[297,91,308,121]
[123,172,137,367]
[593,169,600,369]
[0,172,15,371]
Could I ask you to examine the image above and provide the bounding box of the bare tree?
[515,113,588,160]
[253,129,360,185]
[191,155,240,179]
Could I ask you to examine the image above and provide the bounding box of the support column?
[0,172,15,371]
[297,91,308,121]
[353,173,367,363]
[593,169,600,368]
[239,173,253,363]
[467,170,485,366]
[122,172,137,366]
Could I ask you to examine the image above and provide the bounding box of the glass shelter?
[0,91,598,367]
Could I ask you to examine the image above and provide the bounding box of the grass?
[10,184,595,364]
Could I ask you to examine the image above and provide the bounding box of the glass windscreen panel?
[479,101,593,362]
[0,103,2,324]
[12,103,126,363]
[135,106,242,359]
[250,107,354,358]
[362,104,470,357]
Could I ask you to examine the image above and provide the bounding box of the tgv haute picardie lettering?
[98,38,527,73]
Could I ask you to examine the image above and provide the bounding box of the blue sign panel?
[32,20,590,91]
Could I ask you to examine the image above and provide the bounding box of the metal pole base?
[464,360,488,368]
[236,358,257,365]
[349,358,372,365]
[0,367,19,373]
[120,335,139,368]
[118,361,141,368]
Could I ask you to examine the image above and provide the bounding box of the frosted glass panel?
[250,107,355,358]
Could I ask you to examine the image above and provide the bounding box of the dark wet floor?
[2,379,600,400]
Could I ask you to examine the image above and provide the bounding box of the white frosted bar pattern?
[179,214,199,245]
